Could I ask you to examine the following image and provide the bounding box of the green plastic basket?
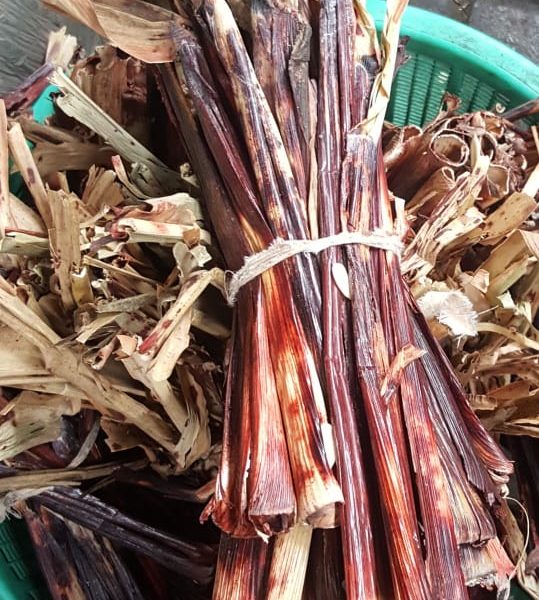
[369,0,539,125]
[1,4,538,599]
[0,518,47,600]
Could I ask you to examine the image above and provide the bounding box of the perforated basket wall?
[0,519,47,600]
[370,0,539,126]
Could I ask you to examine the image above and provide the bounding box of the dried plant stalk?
[34,488,216,583]
[23,504,86,600]
[266,524,312,600]
[48,190,81,311]
[174,1,342,534]
[316,0,378,594]
[0,458,146,494]
[211,536,269,600]
[7,122,52,227]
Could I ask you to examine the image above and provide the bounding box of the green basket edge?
[0,518,48,600]
[369,0,539,102]
[32,84,59,123]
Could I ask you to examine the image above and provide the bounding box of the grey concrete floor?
[411,0,539,63]
[0,0,101,95]
[0,0,537,95]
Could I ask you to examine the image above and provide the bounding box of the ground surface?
[0,0,537,95]
[411,0,539,63]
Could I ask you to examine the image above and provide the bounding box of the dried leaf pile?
[384,104,539,441]
[0,0,537,599]
[1,31,226,599]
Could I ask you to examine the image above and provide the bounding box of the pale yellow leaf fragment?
[0,391,80,461]
[266,524,313,600]
[480,192,537,246]
[475,322,539,352]
[7,123,51,227]
[479,231,539,304]
[137,268,225,381]
[380,344,426,403]
[49,189,82,311]
[81,166,124,214]
[46,26,78,68]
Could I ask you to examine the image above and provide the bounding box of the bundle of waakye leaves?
[0,0,536,598]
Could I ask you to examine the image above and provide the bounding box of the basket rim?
[368,0,539,102]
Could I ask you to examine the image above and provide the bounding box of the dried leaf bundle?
[0,0,535,598]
